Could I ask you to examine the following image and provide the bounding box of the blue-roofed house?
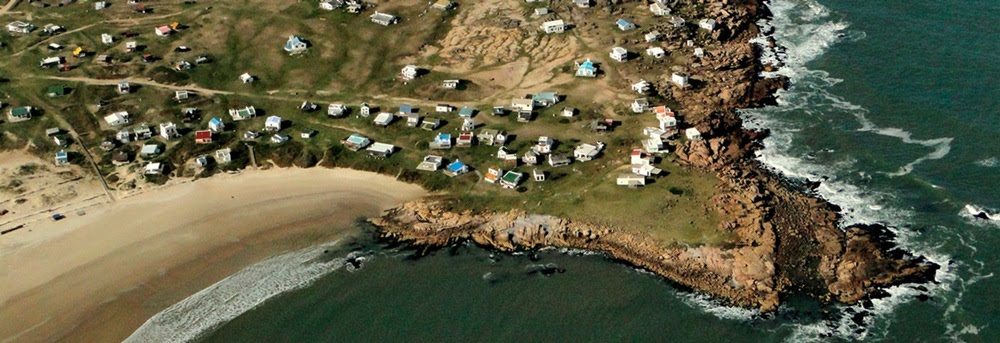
[445,160,468,177]
[54,150,69,166]
[575,59,597,77]
[342,133,372,151]
[284,35,308,54]
[430,132,452,149]
[532,92,560,107]
[398,104,413,116]
[458,106,475,118]
[265,116,282,131]
[208,117,224,132]
[616,18,636,31]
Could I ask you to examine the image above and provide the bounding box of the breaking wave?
[974,157,998,168]
[124,242,368,343]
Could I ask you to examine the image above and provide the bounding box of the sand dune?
[0,167,425,343]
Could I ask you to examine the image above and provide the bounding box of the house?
[511,98,534,113]
[208,117,225,132]
[532,92,559,107]
[239,73,255,84]
[118,81,131,94]
[671,72,690,88]
[421,118,441,131]
[456,131,474,147]
[644,136,666,154]
[632,80,651,94]
[461,118,475,131]
[264,116,282,131]
[133,125,153,140]
[574,0,592,8]
[517,111,532,122]
[319,0,341,10]
[43,84,68,98]
[215,148,232,164]
[686,127,703,140]
[547,153,571,167]
[123,41,138,52]
[532,169,545,182]
[7,21,35,34]
[401,65,419,80]
[444,160,469,177]
[174,61,194,71]
[112,151,130,165]
[492,106,505,116]
[195,55,210,64]
[433,104,452,113]
[540,20,566,34]
[373,112,394,126]
[645,31,661,43]
[300,101,318,112]
[500,171,523,189]
[54,150,69,166]
[615,18,636,31]
[370,12,398,26]
[416,155,443,171]
[458,106,475,118]
[398,104,413,116]
[430,132,452,149]
[533,136,554,154]
[479,129,506,146]
[617,174,646,188]
[523,150,539,165]
[42,24,64,35]
[243,130,260,141]
[116,128,133,143]
[229,106,257,121]
[484,167,502,184]
[442,79,460,89]
[144,162,164,175]
[610,47,629,62]
[140,144,161,157]
[300,129,317,139]
[431,0,456,11]
[575,59,598,77]
[360,103,372,117]
[561,107,576,117]
[342,133,372,151]
[328,103,347,117]
[40,56,63,68]
[171,90,191,102]
[271,134,290,144]
[632,161,662,177]
[104,111,130,126]
[574,142,604,162]
[669,16,686,28]
[646,47,666,59]
[533,8,549,17]
[101,33,114,45]
[45,127,61,137]
[699,18,717,31]
[196,155,210,168]
[650,2,671,16]
[406,113,421,127]
[694,47,705,58]
[159,122,178,139]
[194,130,213,144]
[95,1,108,10]
[631,98,650,113]
[496,146,515,159]
[284,35,308,54]
[154,25,172,37]
[366,142,395,158]
[654,106,677,127]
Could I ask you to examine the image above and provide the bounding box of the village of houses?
[1,0,725,222]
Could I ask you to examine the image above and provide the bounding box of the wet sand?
[0,168,425,342]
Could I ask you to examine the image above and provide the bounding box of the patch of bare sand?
[0,167,426,343]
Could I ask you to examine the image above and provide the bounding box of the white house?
[511,98,534,114]
[101,33,114,45]
[118,80,131,94]
[669,16,686,28]
[215,148,233,164]
[144,162,164,175]
[694,47,705,58]
[366,142,395,158]
[7,21,35,34]
[104,111,130,127]
[574,142,603,162]
[442,79,460,89]
[685,127,703,140]
[610,47,629,62]
[699,18,717,31]
[159,122,178,139]
[417,155,443,171]
[284,35,308,54]
[643,136,666,154]
[645,31,660,43]
[435,104,453,113]
[671,72,690,88]
[239,72,255,84]
[575,59,598,77]
[534,136,554,154]
[540,20,566,34]
[632,161,662,177]
[328,103,347,117]
[154,25,172,37]
[373,112,394,126]
[401,65,419,80]
[561,107,576,117]
[617,174,646,188]
[631,98,649,113]
[370,12,398,26]
[631,80,651,94]
[650,2,671,16]
[646,47,666,59]
[265,116,282,131]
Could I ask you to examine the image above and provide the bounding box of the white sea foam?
[974,157,998,168]
[853,113,954,177]
[124,242,362,343]
[677,292,761,321]
[959,204,1000,227]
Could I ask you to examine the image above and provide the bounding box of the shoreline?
[0,167,426,342]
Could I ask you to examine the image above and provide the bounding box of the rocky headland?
[372,0,938,311]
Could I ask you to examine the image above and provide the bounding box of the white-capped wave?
[974,157,998,168]
[959,204,1000,227]
[677,292,761,321]
[853,113,954,177]
[124,242,362,343]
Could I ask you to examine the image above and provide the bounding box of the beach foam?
[124,242,363,343]
[974,157,998,168]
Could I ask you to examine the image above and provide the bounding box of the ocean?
[131,0,999,341]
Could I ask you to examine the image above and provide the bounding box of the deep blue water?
[136,0,1000,341]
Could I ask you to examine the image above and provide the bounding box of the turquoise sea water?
[136,0,1000,341]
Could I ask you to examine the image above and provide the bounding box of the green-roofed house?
[7,106,33,122]
[47,85,68,97]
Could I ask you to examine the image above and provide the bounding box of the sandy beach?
[0,166,425,342]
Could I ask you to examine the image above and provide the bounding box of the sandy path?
[0,0,20,16]
[0,167,426,343]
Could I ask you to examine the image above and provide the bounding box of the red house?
[194,130,213,144]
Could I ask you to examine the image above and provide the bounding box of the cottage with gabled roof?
[104,111,130,126]
[548,153,571,167]
[374,112,394,126]
[370,12,398,26]
[144,162,164,175]
[616,18,636,31]
[532,92,559,107]
[141,144,161,157]
[421,118,441,131]
[574,142,604,162]
[194,130,213,144]
[271,134,290,144]
[366,142,395,158]
[329,103,347,117]
[511,98,534,113]
[265,116,282,131]
[229,106,257,121]
[54,150,69,166]
[7,21,35,34]
[458,106,475,118]
[284,35,308,54]
[215,148,232,164]
[650,2,671,16]
[342,133,372,151]
[631,98,649,113]
[155,25,172,37]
